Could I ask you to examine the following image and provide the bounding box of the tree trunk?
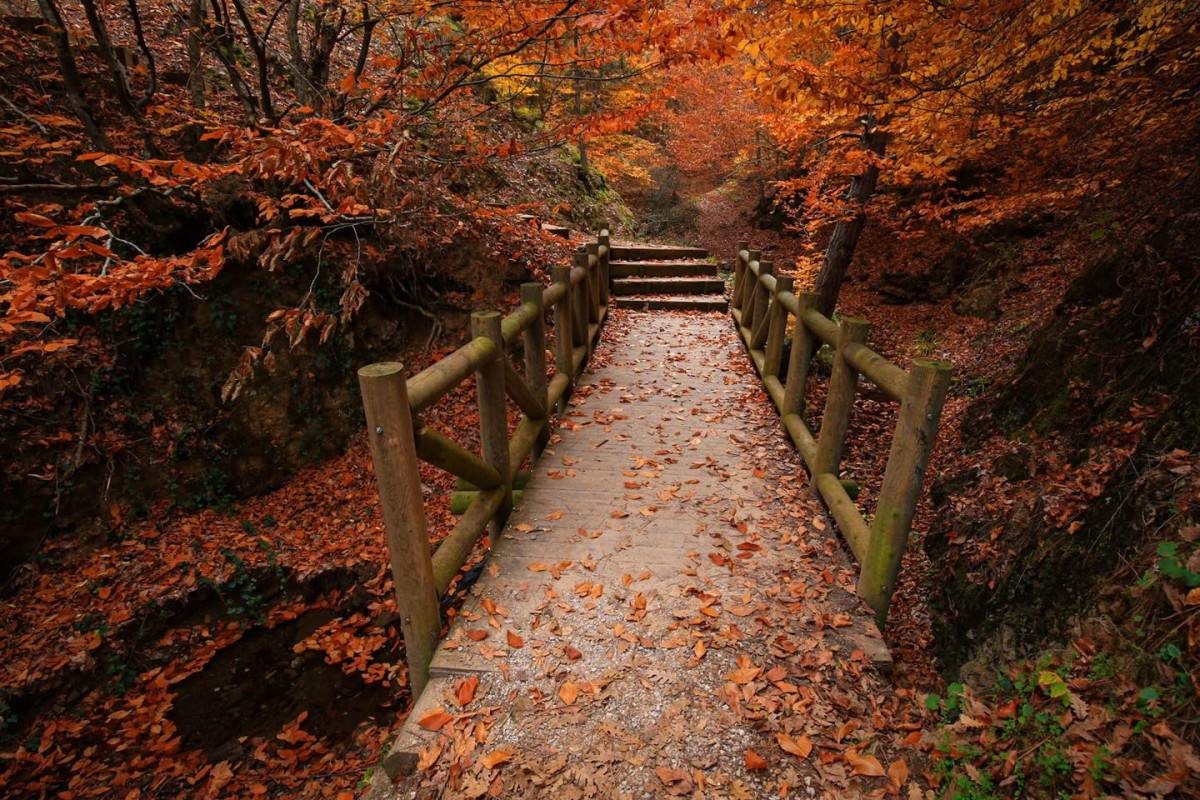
[125,0,157,109]
[229,0,275,122]
[814,121,888,317]
[36,0,110,149]
[286,0,309,107]
[186,0,206,109]
[208,0,258,120]
[80,0,140,119]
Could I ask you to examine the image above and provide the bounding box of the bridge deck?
[376,309,911,798]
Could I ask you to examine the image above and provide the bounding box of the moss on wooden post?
[764,275,792,378]
[552,264,573,413]
[859,357,952,627]
[471,312,513,535]
[520,282,550,456]
[357,362,441,698]
[782,291,819,418]
[813,317,870,479]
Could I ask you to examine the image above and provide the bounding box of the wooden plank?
[610,261,720,278]
[608,245,708,260]
[612,278,725,295]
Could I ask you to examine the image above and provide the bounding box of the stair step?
[612,277,725,296]
[618,295,729,312]
[610,261,719,278]
[609,245,709,261]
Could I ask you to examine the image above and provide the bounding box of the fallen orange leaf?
[455,675,479,707]
[776,732,812,759]
[845,750,885,777]
[481,748,515,769]
[417,709,453,731]
[745,748,769,770]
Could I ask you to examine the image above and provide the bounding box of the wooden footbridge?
[358,228,951,795]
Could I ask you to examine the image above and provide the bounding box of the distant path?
[373,308,918,799]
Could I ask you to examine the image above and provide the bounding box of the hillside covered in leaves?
[2,0,1198,798]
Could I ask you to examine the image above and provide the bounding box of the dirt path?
[370,308,928,799]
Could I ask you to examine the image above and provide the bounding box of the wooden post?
[598,225,611,307]
[763,275,792,378]
[859,358,952,626]
[572,251,590,355]
[812,318,870,479]
[586,243,602,329]
[751,260,774,338]
[521,282,550,456]
[741,250,762,338]
[471,312,513,534]
[782,291,819,417]
[357,363,441,699]
[732,240,750,312]
[552,264,573,412]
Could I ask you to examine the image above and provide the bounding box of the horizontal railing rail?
[730,241,952,627]
[358,226,611,697]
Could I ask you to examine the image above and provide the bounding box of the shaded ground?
[372,309,925,799]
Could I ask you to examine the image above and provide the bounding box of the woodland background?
[0,0,1198,797]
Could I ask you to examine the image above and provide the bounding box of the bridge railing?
[730,242,952,627]
[357,227,611,697]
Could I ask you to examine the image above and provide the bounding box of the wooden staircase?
[609,244,728,312]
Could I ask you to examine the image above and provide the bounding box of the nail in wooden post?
[357,362,440,699]
[598,226,611,306]
[552,264,573,412]
[763,275,792,378]
[782,291,819,417]
[732,240,750,312]
[813,317,870,479]
[750,260,774,338]
[520,283,550,456]
[859,358,952,627]
[471,312,513,534]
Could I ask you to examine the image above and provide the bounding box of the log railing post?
[732,239,750,313]
[782,291,819,417]
[763,275,792,378]
[741,249,762,336]
[586,242,602,329]
[521,282,550,456]
[572,251,590,355]
[471,312,513,534]
[598,225,611,306]
[552,264,573,412]
[357,363,441,699]
[750,260,774,338]
[812,317,870,479]
[859,358,952,626]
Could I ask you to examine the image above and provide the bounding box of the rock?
[953,283,1003,320]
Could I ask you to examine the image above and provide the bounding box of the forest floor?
[372,309,923,800]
